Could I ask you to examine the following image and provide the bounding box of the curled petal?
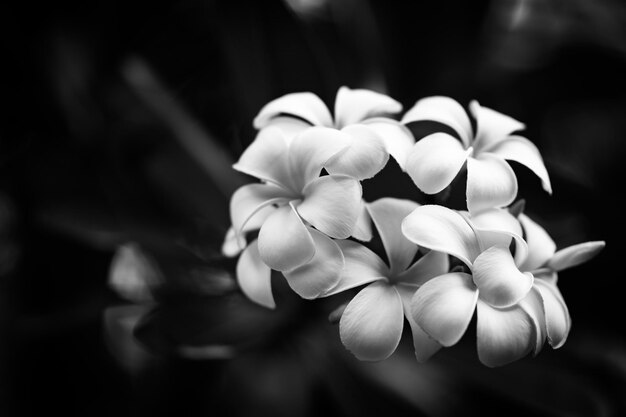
[518,287,547,355]
[261,116,311,143]
[323,240,387,297]
[351,201,373,241]
[469,101,525,153]
[253,92,333,128]
[283,229,344,299]
[326,124,389,180]
[230,183,292,236]
[299,175,361,239]
[396,250,450,287]
[466,154,518,214]
[411,272,478,347]
[406,133,469,194]
[257,204,315,271]
[476,300,535,367]
[534,280,570,349]
[223,205,277,257]
[518,214,556,272]
[472,246,533,308]
[486,136,552,194]
[362,119,415,171]
[472,208,528,266]
[402,96,473,147]
[396,284,442,362]
[334,86,402,128]
[339,282,404,361]
[402,205,481,267]
[236,240,275,309]
[368,198,420,275]
[547,241,606,272]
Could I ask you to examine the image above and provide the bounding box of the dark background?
[2,0,626,416]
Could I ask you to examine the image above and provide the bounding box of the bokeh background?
[2,0,626,416]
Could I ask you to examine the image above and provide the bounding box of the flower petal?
[261,116,311,142]
[518,214,556,272]
[411,272,478,347]
[257,204,315,271]
[534,280,571,349]
[469,101,525,153]
[230,183,292,236]
[472,246,533,308]
[298,175,362,239]
[253,92,333,128]
[402,205,481,267]
[485,135,552,194]
[472,208,528,266]
[405,133,469,194]
[339,282,404,361]
[223,205,277,257]
[236,240,275,309]
[283,229,344,299]
[476,299,535,367]
[351,201,373,241]
[323,240,387,297]
[518,287,547,355]
[396,284,442,362]
[334,86,402,128]
[361,119,416,171]
[396,250,450,286]
[368,198,420,275]
[325,124,389,180]
[547,241,606,272]
[402,96,473,147]
[466,154,518,214]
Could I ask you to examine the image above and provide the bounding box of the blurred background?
[2,0,626,415]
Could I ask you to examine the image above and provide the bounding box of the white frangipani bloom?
[326,198,449,362]
[255,86,416,175]
[402,96,551,213]
[402,205,538,367]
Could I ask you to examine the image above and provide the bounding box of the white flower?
[402,205,538,367]
[402,97,551,213]
[326,198,449,362]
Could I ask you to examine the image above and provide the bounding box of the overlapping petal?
[350,201,373,241]
[518,288,547,355]
[253,92,333,128]
[518,214,556,272]
[547,241,606,272]
[471,208,528,265]
[230,183,292,236]
[466,154,518,213]
[261,116,311,142]
[534,280,570,348]
[469,101,525,153]
[339,281,404,361]
[411,272,478,347]
[326,124,389,180]
[334,86,402,128]
[396,250,449,287]
[236,240,275,309]
[361,119,415,171]
[406,133,469,194]
[396,284,442,362]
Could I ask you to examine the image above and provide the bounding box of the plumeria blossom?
[402,96,551,213]
[324,198,449,362]
[227,126,366,308]
[402,204,540,367]
[516,213,605,353]
[254,86,416,175]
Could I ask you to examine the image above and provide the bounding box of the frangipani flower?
[516,213,605,352]
[229,126,364,307]
[325,198,448,362]
[254,86,416,175]
[402,96,551,213]
[402,205,538,367]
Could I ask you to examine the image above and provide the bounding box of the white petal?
[466,154,518,214]
[109,243,160,303]
[485,135,552,194]
[518,213,556,272]
[361,119,415,171]
[368,198,420,275]
[298,175,362,239]
[339,282,404,361]
[323,240,387,297]
[547,241,606,272]
[402,96,473,147]
[411,272,478,347]
[326,124,389,180]
[472,246,533,308]
[518,287,547,355]
[236,240,275,309]
[230,183,292,236]
[402,205,481,267]
[288,127,352,189]
[334,86,402,128]
[469,101,525,153]
[261,116,311,142]
[283,229,344,299]
[471,208,528,266]
[405,133,469,194]
[534,280,571,349]
[396,250,450,286]
[476,299,535,367]
[253,92,333,128]
[222,227,245,258]
[257,204,315,271]
[396,284,442,362]
[351,201,373,241]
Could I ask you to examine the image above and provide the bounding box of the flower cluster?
[224,87,605,367]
